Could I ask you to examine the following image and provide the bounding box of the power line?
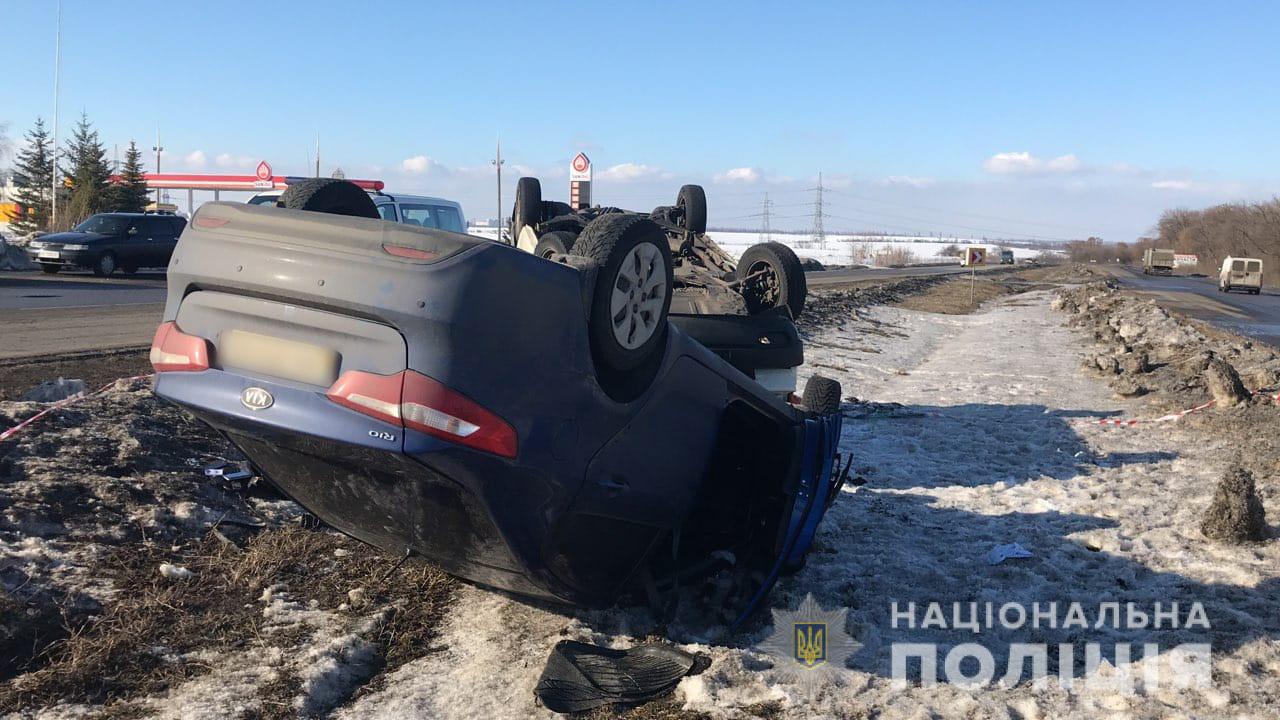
[806,172,828,249]
[748,192,773,242]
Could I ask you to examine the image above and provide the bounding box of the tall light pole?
[491,138,504,242]
[151,126,163,208]
[49,0,62,231]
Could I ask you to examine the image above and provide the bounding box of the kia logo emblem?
[240,387,274,410]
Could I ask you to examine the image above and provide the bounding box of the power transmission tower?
[807,172,828,249]
[749,192,773,242]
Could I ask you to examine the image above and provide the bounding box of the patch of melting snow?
[330,289,1277,719]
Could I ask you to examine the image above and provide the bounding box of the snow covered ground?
[464,225,1053,268]
[320,291,1276,718]
[6,286,1276,718]
[706,231,1050,267]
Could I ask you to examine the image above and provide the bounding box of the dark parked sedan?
[26,213,187,276]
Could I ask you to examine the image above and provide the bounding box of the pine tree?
[107,141,150,212]
[8,118,54,236]
[64,113,112,225]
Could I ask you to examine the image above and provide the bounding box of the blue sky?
[4,0,1278,241]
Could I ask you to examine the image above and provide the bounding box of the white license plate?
[37,250,60,260]
[218,329,340,386]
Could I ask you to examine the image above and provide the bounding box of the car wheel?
[93,252,117,277]
[513,177,542,243]
[533,231,576,259]
[575,214,673,374]
[676,184,707,234]
[738,241,807,319]
[39,264,60,275]
[278,178,379,219]
[802,375,842,415]
[541,200,572,221]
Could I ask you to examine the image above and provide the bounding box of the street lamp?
[491,139,504,243]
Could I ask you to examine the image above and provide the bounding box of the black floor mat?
[533,640,711,714]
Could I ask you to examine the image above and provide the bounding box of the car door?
[156,217,184,267]
[120,218,152,267]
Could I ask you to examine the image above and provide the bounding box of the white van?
[1218,256,1263,295]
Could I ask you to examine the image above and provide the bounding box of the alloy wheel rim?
[609,242,666,349]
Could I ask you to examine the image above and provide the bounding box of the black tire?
[802,375,842,415]
[92,252,117,277]
[513,177,542,242]
[738,241,807,319]
[541,200,573,220]
[39,264,60,274]
[278,178,379,219]
[676,184,707,234]
[533,231,576,259]
[575,214,673,374]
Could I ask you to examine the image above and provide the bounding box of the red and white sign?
[570,153,592,182]
[1174,253,1199,267]
[254,161,274,189]
[962,247,987,266]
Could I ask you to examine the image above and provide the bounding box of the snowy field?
[466,225,1053,268]
[706,231,1049,267]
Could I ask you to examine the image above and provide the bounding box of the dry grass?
[0,526,456,715]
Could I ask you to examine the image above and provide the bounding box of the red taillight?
[401,372,518,459]
[150,322,211,372]
[325,370,517,459]
[381,243,438,261]
[193,216,230,228]
[325,370,405,426]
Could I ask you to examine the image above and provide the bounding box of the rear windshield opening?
[1246,261,1261,272]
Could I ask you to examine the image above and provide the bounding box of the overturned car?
[152,179,847,625]
[512,176,808,320]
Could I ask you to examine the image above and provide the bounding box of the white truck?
[1142,248,1177,275]
[1218,257,1263,294]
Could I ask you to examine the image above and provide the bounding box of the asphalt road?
[806,263,989,286]
[0,263,1000,360]
[1109,266,1279,347]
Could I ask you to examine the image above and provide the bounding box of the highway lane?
[0,271,167,310]
[1109,266,1279,347]
[0,262,1001,360]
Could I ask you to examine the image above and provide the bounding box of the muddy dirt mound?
[0,382,456,715]
[1054,281,1280,408]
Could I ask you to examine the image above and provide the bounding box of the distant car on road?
[1219,257,1263,294]
[999,249,1015,265]
[249,190,465,233]
[25,213,187,276]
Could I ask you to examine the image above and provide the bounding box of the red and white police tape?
[0,374,153,443]
[1081,387,1280,428]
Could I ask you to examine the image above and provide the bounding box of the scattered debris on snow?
[158,563,195,580]
[21,378,88,403]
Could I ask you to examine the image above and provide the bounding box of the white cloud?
[713,167,760,184]
[1151,180,1193,190]
[598,163,662,182]
[983,151,1083,176]
[881,175,936,188]
[183,150,207,168]
[214,153,257,169]
[401,155,441,174]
